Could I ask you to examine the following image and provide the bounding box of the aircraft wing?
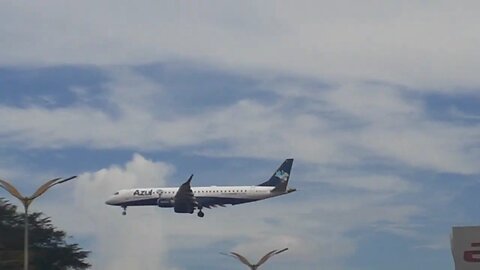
[173,174,197,213]
[197,198,227,209]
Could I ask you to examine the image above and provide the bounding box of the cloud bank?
[0,68,478,174]
[40,154,177,270]
[1,1,480,89]
[37,154,422,270]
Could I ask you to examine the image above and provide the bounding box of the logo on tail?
[275,170,290,181]
[258,159,294,187]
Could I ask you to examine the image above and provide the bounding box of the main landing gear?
[122,206,127,216]
[197,206,205,218]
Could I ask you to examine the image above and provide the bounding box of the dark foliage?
[0,198,90,269]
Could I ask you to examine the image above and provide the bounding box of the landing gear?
[197,206,205,218]
[122,206,127,216]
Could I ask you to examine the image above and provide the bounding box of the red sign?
[464,243,480,262]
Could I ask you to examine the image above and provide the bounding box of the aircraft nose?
[105,198,115,205]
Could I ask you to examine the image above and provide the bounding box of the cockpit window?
[114,192,119,195]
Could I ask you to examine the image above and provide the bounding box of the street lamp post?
[0,176,77,270]
[221,248,288,270]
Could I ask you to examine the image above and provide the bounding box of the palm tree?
[221,248,288,269]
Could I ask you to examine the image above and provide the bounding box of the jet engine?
[174,202,194,214]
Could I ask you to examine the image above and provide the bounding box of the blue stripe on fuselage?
[119,196,258,207]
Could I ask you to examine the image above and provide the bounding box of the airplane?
[105,159,296,217]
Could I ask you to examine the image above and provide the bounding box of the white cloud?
[324,83,422,124]
[322,83,480,174]
[320,175,416,194]
[0,68,479,175]
[1,1,480,89]
[358,124,480,174]
[28,154,424,270]
[1,2,478,266]
[38,154,177,270]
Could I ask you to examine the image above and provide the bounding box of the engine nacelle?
[157,198,173,208]
[174,202,194,214]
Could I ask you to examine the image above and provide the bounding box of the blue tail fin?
[258,159,294,187]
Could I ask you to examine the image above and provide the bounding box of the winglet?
[186,174,193,184]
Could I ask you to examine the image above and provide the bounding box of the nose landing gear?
[122,206,127,216]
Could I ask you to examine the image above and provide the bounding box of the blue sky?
[1,2,480,270]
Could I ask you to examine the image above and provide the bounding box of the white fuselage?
[106,185,283,208]
[106,159,295,217]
